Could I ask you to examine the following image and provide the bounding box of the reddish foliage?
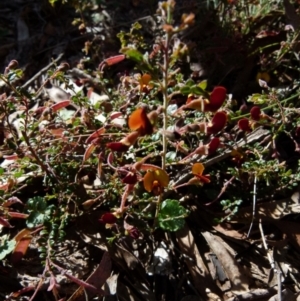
[85,127,106,144]
[104,54,125,66]
[11,237,32,265]
[50,100,71,112]
[106,142,129,152]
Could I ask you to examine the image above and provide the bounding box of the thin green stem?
[153,193,162,231]
[231,91,300,121]
[0,74,21,96]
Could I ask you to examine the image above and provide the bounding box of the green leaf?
[122,48,154,72]
[198,80,207,90]
[180,86,191,95]
[58,108,75,121]
[190,85,206,95]
[48,0,58,5]
[26,197,55,228]
[124,49,144,63]
[26,212,46,228]
[131,22,142,30]
[166,151,177,162]
[185,79,195,87]
[158,199,189,231]
[0,235,16,260]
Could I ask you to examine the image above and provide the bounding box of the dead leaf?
[105,274,118,295]
[176,225,221,298]
[232,191,300,222]
[268,288,296,301]
[213,223,245,240]
[202,231,249,294]
[274,220,300,252]
[227,288,276,301]
[67,252,111,301]
[11,228,32,265]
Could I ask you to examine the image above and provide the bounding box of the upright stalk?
[161,1,173,171]
[161,36,170,171]
[154,1,174,230]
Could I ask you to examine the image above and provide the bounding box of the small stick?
[247,174,257,238]
[21,53,64,89]
[259,219,282,301]
[205,176,235,206]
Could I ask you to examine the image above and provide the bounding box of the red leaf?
[0,182,9,192]
[0,216,13,228]
[65,252,111,300]
[50,100,71,112]
[8,212,29,219]
[120,131,140,147]
[3,154,18,160]
[11,235,32,265]
[53,264,106,296]
[110,111,123,120]
[256,30,279,38]
[48,128,65,138]
[14,228,31,242]
[83,144,96,163]
[104,54,125,66]
[3,197,23,207]
[106,142,129,152]
[47,274,57,291]
[184,98,206,111]
[85,127,106,144]
[10,286,35,298]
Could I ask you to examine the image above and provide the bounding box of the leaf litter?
[0,0,300,300]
